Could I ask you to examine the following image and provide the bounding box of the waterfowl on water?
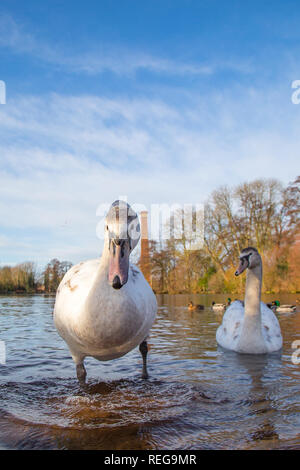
[54,200,157,384]
[275,304,297,313]
[211,302,226,311]
[265,300,296,313]
[211,298,232,311]
[216,247,282,354]
[188,301,204,311]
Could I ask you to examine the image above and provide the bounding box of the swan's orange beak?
[108,239,130,289]
[235,257,249,276]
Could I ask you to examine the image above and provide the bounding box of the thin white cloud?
[0,13,214,77]
[0,13,255,78]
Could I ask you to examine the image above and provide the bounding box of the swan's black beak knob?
[112,275,122,289]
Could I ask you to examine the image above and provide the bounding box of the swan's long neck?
[96,238,111,278]
[84,239,111,314]
[238,263,267,353]
[244,264,262,320]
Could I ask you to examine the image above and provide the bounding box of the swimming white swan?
[216,247,282,354]
[54,200,157,384]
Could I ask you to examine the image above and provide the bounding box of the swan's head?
[235,247,261,276]
[105,200,140,289]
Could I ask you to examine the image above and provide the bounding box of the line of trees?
[0,259,72,294]
[0,262,36,293]
[145,177,300,294]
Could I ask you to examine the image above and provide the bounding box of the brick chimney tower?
[139,210,150,283]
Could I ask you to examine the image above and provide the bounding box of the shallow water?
[0,293,299,450]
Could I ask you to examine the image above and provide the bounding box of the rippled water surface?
[0,293,299,450]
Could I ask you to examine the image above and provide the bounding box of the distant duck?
[266,300,296,313]
[54,200,157,384]
[188,301,204,311]
[212,297,232,311]
[216,247,282,354]
[212,301,226,311]
[276,304,296,313]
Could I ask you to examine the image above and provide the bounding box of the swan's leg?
[139,340,149,379]
[71,352,86,385]
[76,362,87,385]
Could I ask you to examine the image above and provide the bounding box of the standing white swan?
[54,200,157,384]
[216,247,282,354]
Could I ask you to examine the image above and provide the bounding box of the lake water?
[0,293,299,450]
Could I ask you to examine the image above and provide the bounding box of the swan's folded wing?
[216,301,244,351]
[54,259,100,318]
[261,302,283,351]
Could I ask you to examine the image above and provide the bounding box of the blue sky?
[0,0,300,268]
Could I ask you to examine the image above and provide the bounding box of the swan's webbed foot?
[76,363,87,386]
[139,340,149,379]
